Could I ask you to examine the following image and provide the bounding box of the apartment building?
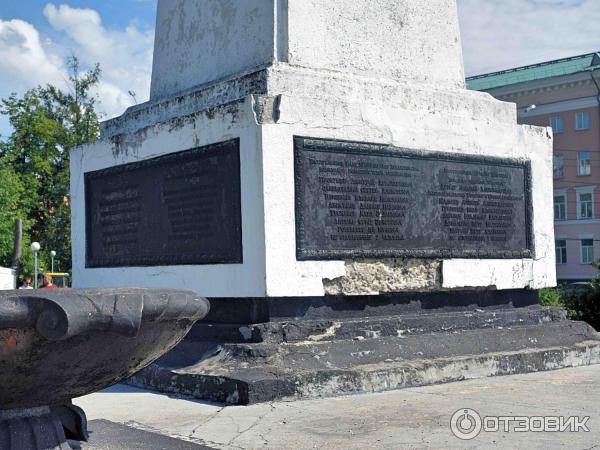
[467,53,600,282]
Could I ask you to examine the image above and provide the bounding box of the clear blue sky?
[0,1,157,31]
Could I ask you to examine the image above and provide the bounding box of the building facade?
[467,53,600,282]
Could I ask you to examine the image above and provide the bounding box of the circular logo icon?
[450,408,482,440]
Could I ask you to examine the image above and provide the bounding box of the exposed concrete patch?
[323,259,441,295]
[306,322,341,341]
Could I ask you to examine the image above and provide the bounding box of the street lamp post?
[50,250,56,272]
[30,242,40,289]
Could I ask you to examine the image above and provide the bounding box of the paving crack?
[189,406,226,438]
[226,402,277,447]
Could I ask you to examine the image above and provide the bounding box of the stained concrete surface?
[74,365,600,449]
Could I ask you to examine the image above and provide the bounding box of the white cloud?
[0,18,67,93]
[0,3,154,138]
[458,0,600,76]
[42,3,154,119]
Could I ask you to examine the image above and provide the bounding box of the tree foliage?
[0,56,101,278]
[538,287,563,308]
[563,268,600,330]
[539,278,600,331]
[0,165,26,263]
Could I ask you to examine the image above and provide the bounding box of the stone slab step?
[186,306,566,344]
[186,320,596,366]
[129,340,600,405]
[128,320,600,404]
[262,320,597,369]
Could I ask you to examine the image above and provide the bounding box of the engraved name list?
[294,137,532,260]
[85,139,242,267]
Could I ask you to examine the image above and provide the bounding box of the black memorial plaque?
[85,139,242,267]
[294,137,533,260]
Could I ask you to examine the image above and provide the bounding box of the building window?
[578,192,594,219]
[554,195,566,220]
[577,151,591,176]
[550,116,563,133]
[581,239,594,264]
[553,155,564,179]
[555,240,567,264]
[576,111,590,131]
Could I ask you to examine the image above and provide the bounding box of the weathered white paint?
[285,0,465,90]
[71,67,556,296]
[151,0,275,101]
[0,267,16,290]
[442,124,556,290]
[150,0,465,101]
[71,0,555,296]
[71,99,268,297]
[258,68,555,296]
[442,260,536,291]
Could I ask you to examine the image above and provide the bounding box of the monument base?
[128,290,600,404]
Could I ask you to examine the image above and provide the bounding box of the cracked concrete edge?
[294,343,600,401]
[129,340,600,406]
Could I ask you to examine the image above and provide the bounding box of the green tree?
[0,56,101,276]
[0,164,26,264]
